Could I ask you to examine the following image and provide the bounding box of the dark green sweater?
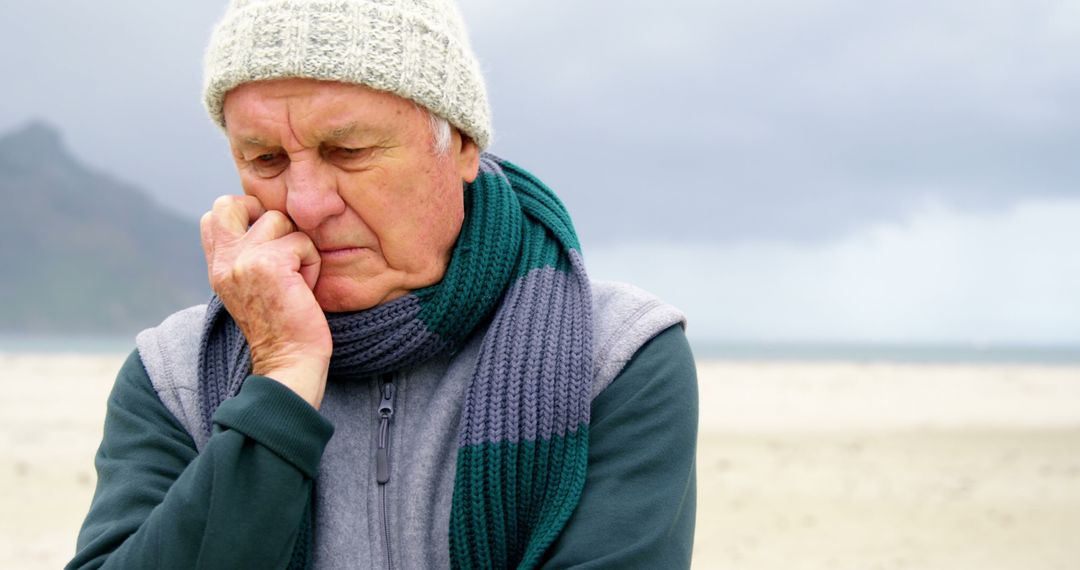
[68,325,697,569]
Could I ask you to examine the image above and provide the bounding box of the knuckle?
[233,248,272,277]
[262,209,286,224]
[200,213,215,236]
[223,263,249,291]
[262,209,293,230]
[212,195,236,209]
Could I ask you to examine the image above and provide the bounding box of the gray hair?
[427,110,452,156]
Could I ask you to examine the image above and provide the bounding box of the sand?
[693,361,1080,570]
[1,353,124,570]
[2,353,1078,569]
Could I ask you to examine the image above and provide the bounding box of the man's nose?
[284,157,345,231]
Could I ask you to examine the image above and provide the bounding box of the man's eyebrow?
[236,135,271,148]
[323,123,359,141]
[233,123,363,148]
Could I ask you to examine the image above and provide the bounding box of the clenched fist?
[200,195,331,409]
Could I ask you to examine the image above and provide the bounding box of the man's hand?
[200,195,331,409]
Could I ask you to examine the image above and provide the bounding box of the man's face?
[222,79,480,312]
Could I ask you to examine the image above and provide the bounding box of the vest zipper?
[376,376,396,570]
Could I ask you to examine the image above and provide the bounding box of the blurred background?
[1,1,1078,568]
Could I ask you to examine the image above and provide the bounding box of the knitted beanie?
[202,0,493,149]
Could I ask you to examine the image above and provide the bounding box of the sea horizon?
[691,340,1080,365]
[2,333,1079,365]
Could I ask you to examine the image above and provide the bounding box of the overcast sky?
[3,1,1077,345]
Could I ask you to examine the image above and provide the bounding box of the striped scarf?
[196,154,593,569]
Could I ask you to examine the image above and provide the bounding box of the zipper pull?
[379,382,396,419]
[376,380,396,485]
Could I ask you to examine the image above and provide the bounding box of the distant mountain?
[0,121,209,334]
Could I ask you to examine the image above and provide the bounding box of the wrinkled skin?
[200,79,480,408]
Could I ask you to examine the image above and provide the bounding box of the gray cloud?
[588,197,1080,344]
[462,0,1080,243]
[2,0,1076,246]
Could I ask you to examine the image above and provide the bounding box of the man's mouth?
[317,245,368,261]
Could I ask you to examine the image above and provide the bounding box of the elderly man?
[68,0,696,568]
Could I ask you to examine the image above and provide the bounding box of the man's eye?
[250,152,287,177]
[329,146,372,161]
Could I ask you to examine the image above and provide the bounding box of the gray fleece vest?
[135,280,684,570]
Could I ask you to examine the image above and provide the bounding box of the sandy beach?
[2,353,1079,569]
[694,361,1080,569]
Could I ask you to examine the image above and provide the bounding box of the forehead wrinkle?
[232,98,294,149]
[280,95,360,145]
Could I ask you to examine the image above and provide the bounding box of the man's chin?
[313,278,405,314]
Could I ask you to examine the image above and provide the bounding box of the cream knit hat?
[203,0,492,149]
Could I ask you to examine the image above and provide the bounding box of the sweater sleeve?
[541,324,698,569]
[67,350,335,570]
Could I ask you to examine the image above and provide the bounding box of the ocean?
[0,334,135,355]
[3,334,1079,365]
[690,341,1080,364]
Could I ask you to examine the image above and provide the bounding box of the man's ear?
[456,131,481,183]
